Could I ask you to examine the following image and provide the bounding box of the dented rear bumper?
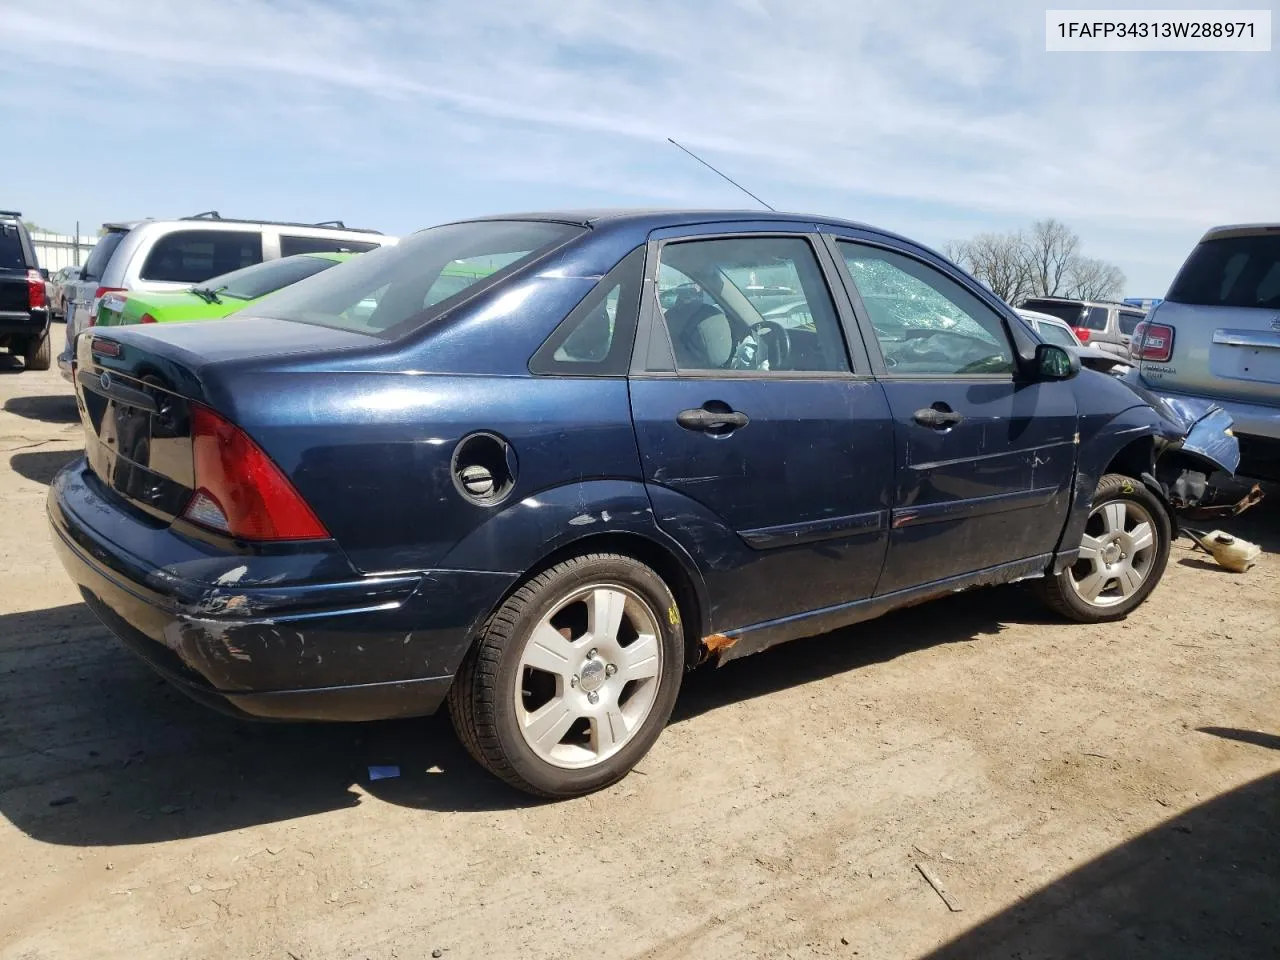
[47,459,509,721]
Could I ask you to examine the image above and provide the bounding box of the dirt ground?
[1,353,1277,960]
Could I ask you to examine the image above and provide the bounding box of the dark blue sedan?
[48,210,1238,797]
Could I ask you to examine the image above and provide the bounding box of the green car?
[95,252,356,326]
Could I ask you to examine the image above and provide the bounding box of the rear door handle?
[913,407,963,429]
[677,406,750,433]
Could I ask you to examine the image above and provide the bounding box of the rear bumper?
[0,308,47,338]
[48,460,513,721]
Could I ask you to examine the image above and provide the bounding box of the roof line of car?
[100,217,384,235]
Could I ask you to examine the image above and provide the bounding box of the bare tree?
[947,232,1034,305]
[1026,219,1079,297]
[1066,256,1125,301]
[945,219,1125,305]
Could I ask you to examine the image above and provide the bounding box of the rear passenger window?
[141,230,263,283]
[530,247,644,376]
[1081,306,1110,330]
[280,235,380,256]
[655,236,849,373]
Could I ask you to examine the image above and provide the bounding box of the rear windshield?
[1167,234,1280,309]
[0,223,24,270]
[204,254,342,301]
[1021,300,1085,326]
[81,229,127,281]
[251,220,583,338]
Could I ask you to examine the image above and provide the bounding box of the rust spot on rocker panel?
[702,633,738,657]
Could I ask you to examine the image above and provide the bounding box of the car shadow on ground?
[10,448,82,486]
[924,766,1279,960]
[3,394,78,423]
[0,586,1028,845]
[2,502,1274,846]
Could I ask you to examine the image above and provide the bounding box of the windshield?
[82,229,127,281]
[1167,234,1280,309]
[203,254,343,300]
[250,220,583,338]
[1036,321,1079,347]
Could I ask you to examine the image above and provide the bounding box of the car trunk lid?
[73,319,377,524]
[1144,300,1280,406]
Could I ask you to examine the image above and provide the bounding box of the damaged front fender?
[1115,367,1241,477]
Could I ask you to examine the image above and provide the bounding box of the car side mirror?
[39,268,50,281]
[1035,343,1080,381]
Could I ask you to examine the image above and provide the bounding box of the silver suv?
[1131,223,1280,481]
[1019,297,1147,358]
[59,213,396,380]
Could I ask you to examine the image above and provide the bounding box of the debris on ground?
[48,795,77,807]
[368,765,400,781]
[1183,528,1262,573]
[915,862,963,912]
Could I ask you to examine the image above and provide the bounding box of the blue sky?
[1,0,1276,296]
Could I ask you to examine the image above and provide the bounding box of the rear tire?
[24,332,51,371]
[1037,473,1171,623]
[448,553,684,798]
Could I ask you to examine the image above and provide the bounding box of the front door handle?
[677,406,750,433]
[913,407,964,429]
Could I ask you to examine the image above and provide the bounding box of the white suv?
[59,213,396,380]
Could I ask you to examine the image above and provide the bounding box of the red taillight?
[1072,327,1092,344]
[139,313,157,324]
[89,285,125,328]
[27,270,46,309]
[185,404,329,541]
[1131,321,1174,363]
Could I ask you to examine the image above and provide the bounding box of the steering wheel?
[750,320,791,370]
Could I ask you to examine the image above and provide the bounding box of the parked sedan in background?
[1131,223,1280,481]
[49,210,1239,800]
[1018,307,1133,375]
[95,252,356,327]
[50,265,82,320]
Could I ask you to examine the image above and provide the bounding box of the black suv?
[0,211,52,371]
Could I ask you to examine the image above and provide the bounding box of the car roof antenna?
[667,138,775,211]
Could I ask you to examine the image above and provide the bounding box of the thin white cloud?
[0,0,1275,291]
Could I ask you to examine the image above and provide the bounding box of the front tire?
[448,553,685,798]
[1038,473,1171,622]
[24,332,51,371]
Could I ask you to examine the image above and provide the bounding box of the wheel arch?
[522,531,709,668]
[460,527,711,672]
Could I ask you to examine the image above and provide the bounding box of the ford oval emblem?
[99,371,112,392]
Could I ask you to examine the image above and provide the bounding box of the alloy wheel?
[513,583,664,769]
[1067,499,1158,608]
